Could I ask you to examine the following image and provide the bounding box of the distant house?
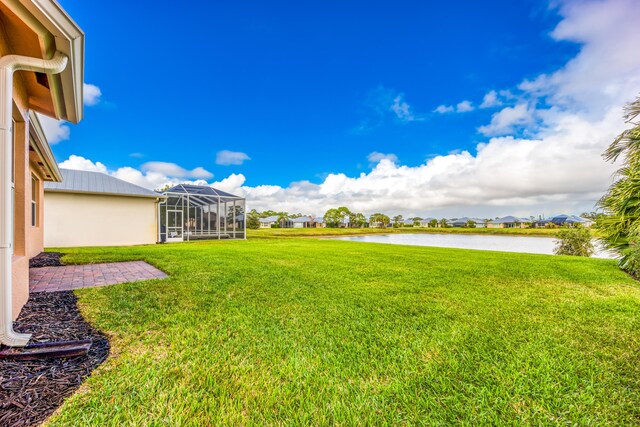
[258,215,278,228]
[471,218,488,228]
[449,217,487,228]
[259,215,280,228]
[448,218,466,227]
[418,217,438,227]
[536,214,594,228]
[313,217,326,228]
[487,216,531,229]
[259,216,294,228]
[291,216,313,228]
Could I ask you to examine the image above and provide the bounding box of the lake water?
[331,233,615,258]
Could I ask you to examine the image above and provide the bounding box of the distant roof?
[545,214,591,225]
[45,169,163,199]
[449,217,486,224]
[492,216,531,224]
[291,216,313,223]
[164,184,242,200]
[259,215,280,223]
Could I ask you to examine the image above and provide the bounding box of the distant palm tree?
[277,212,290,227]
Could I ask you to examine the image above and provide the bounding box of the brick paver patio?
[30,261,168,292]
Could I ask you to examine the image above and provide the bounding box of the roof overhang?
[28,110,61,181]
[4,0,84,123]
[44,188,167,200]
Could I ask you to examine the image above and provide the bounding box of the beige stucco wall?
[44,192,159,247]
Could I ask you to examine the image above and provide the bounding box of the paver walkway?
[30,261,168,292]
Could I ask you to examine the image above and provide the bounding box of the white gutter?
[0,51,68,347]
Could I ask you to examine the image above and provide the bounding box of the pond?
[330,233,615,258]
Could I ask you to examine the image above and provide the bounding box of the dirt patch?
[0,291,109,427]
[29,252,64,268]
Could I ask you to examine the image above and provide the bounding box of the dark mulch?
[29,252,64,268]
[0,291,109,427]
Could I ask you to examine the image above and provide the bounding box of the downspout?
[0,52,68,347]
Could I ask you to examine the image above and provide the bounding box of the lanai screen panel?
[158,184,246,242]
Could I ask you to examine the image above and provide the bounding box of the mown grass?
[248,226,561,239]
[45,239,640,426]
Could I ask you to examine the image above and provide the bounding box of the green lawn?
[46,238,640,426]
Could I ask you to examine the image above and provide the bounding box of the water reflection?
[331,233,615,258]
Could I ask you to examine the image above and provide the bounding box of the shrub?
[554,228,594,257]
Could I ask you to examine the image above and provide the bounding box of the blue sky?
[49,0,640,217]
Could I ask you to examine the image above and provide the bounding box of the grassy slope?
[248,227,561,238]
[46,239,640,426]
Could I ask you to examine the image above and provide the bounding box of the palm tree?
[598,95,640,274]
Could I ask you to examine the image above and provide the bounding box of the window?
[31,175,38,227]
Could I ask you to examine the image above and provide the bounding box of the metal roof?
[492,216,531,224]
[259,215,280,223]
[44,169,163,199]
[419,217,438,223]
[291,216,313,223]
[164,184,242,199]
[546,214,591,225]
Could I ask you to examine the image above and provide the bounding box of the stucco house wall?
[2,31,50,318]
[0,0,85,329]
[44,192,159,247]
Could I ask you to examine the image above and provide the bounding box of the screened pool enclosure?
[158,184,246,242]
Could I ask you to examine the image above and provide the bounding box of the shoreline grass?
[43,238,640,425]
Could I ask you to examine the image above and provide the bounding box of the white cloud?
[478,103,536,136]
[434,104,454,114]
[456,100,474,112]
[58,155,212,191]
[83,83,102,106]
[518,0,640,115]
[140,161,213,179]
[58,155,107,173]
[215,150,251,166]
[480,90,502,108]
[357,86,422,131]
[111,167,210,190]
[390,95,418,122]
[434,100,474,114]
[37,114,70,144]
[367,152,398,164]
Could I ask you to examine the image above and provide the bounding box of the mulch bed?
[0,291,109,427]
[29,252,64,268]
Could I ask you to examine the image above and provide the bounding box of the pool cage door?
[158,193,185,242]
[166,209,183,242]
